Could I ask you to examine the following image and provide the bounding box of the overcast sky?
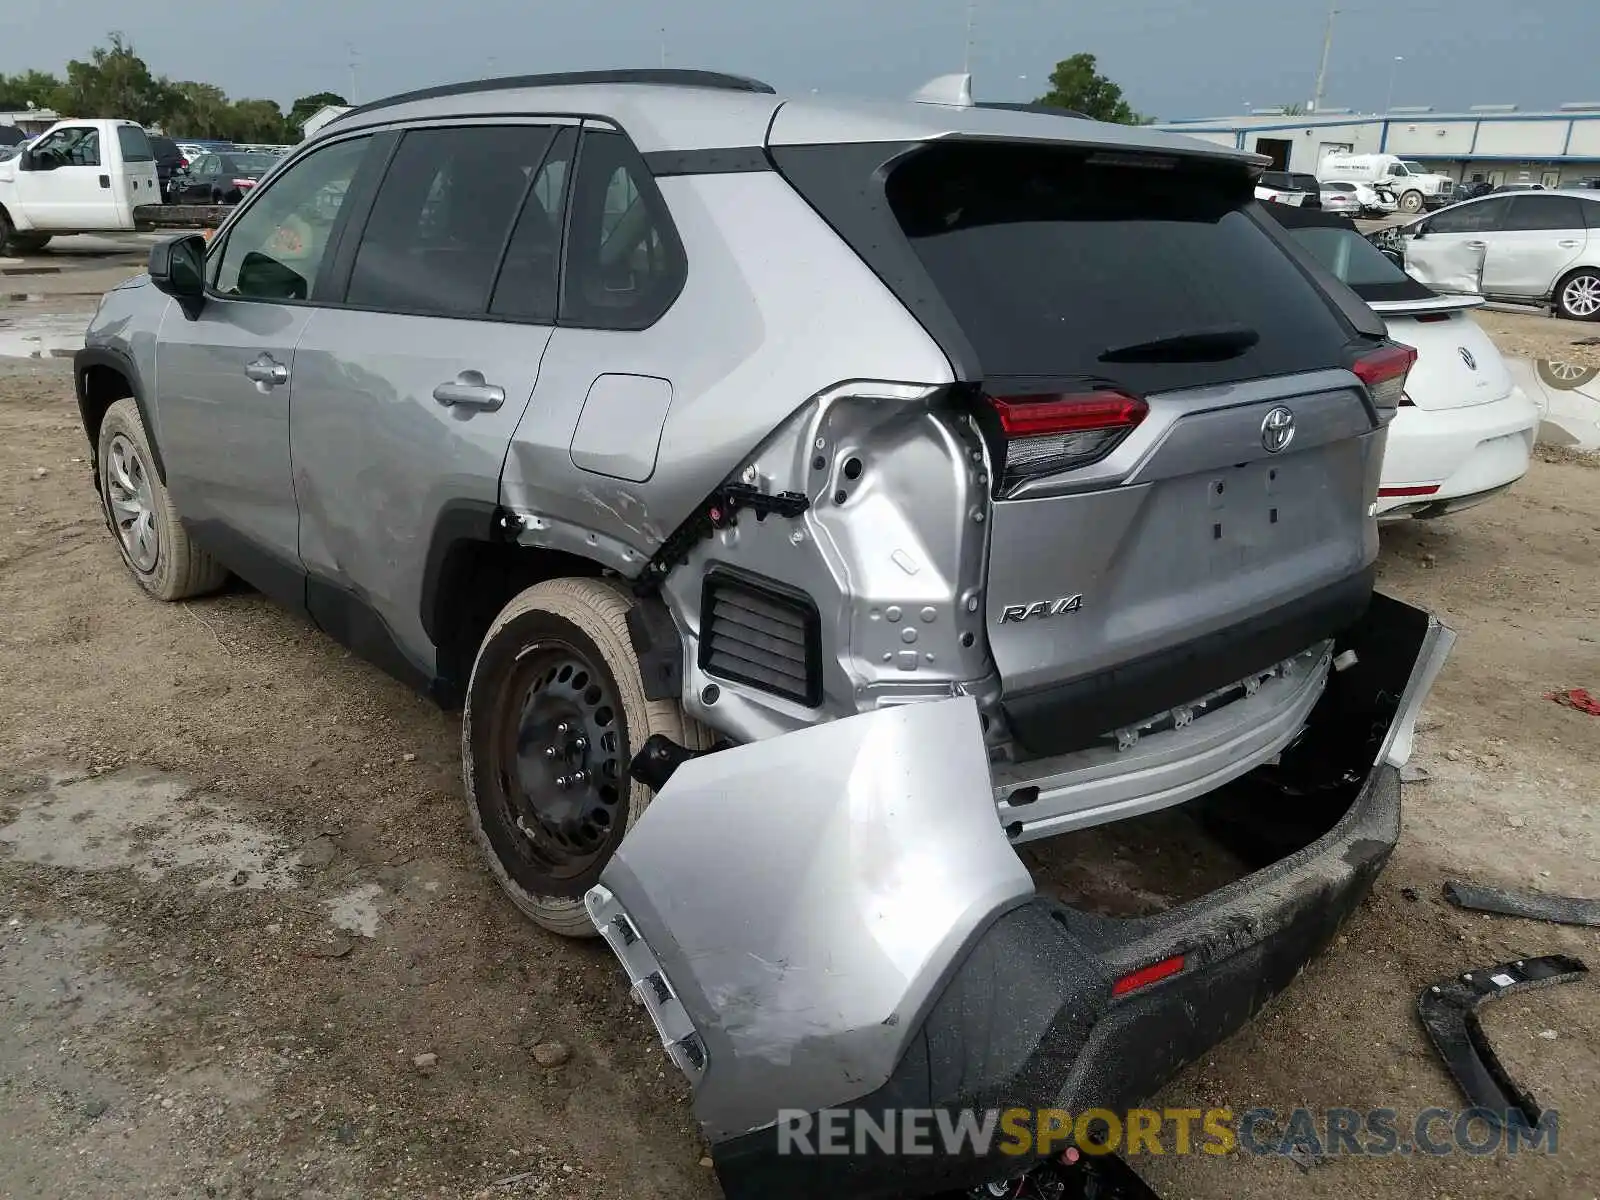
[1,0,1593,120]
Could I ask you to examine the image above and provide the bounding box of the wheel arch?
[422,500,612,706]
[73,347,166,484]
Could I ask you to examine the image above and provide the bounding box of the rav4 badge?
[998,595,1084,623]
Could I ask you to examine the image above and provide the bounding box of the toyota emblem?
[1458,346,1477,370]
[1260,406,1296,454]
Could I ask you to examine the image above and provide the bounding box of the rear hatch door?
[867,141,1385,753]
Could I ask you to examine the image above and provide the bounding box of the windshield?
[1400,161,1426,175]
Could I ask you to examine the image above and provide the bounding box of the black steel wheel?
[462,578,711,937]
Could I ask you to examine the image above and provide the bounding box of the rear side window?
[1502,194,1584,231]
[117,126,154,163]
[489,127,577,322]
[346,125,557,317]
[559,129,686,330]
[883,142,1354,392]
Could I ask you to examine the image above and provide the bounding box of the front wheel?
[1554,268,1600,322]
[462,577,712,937]
[1397,190,1425,214]
[97,398,230,600]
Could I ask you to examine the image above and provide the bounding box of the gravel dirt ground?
[0,265,1597,1199]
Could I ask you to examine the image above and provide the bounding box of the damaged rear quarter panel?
[497,169,952,569]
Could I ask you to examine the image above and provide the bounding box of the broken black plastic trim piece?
[1442,881,1600,928]
[1417,954,1589,1128]
[629,733,729,792]
[944,1153,1162,1200]
[640,482,810,586]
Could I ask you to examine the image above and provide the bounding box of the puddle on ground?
[1510,357,1600,452]
[0,768,301,891]
[0,312,86,358]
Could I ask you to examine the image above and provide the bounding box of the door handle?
[244,354,289,386]
[1559,239,1581,248]
[98,174,110,189]
[1465,240,1486,249]
[433,370,505,412]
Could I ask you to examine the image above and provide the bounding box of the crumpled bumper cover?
[588,593,1454,1199]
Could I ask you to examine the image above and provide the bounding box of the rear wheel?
[0,209,49,255]
[1397,190,1425,214]
[462,578,712,937]
[1554,269,1600,322]
[96,398,230,600]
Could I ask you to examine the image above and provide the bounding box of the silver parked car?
[73,69,1451,1198]
[1400,189,1600,320]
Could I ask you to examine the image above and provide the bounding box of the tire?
[1554,268,1600,322]
[1397,190,1425,214]
[97,398,230,601]
[11,232,51,253]
[0,207,22,255]
[462,577,712,937]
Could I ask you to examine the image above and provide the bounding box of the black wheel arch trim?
[73,346,166,483]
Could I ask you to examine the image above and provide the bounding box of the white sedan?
[1266,203,1540,519]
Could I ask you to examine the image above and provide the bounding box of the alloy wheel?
[1561,274,1600,319]
[106,433,159,573]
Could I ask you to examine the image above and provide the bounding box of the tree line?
[2,38,1149,142]
[0,33,346,144]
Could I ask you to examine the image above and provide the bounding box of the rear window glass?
[885,143,1353,391]
[1289,174,1320,191]
[117,125,154,163]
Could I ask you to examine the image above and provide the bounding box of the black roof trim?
[975,101,1091,120]
[331,70,777,127]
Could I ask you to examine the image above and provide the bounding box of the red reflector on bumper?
[1379,484,1442,497]
[1112,953,1186,997]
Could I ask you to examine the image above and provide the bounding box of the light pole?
[1311,0,1338,112]
[1385,55,1404,113]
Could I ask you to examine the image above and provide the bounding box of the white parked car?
[1323,178,1397,216]
[1319,181,1363,216]
[1267,203,1539,518]
[1255,169,1322,207]
[1397,190,1600,321]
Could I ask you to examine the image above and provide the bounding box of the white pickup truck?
[0,118,162,254]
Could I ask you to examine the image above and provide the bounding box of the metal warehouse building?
[1156,106,1600,189]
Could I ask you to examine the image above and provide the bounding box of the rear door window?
[117,126,154,163]
[489,128,576,322]
[884,142,1354,392]
[346,124,557,317]
[1426,198,1509,234]
[1502,194,1585,231]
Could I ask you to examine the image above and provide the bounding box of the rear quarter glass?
[881,141,1354,393]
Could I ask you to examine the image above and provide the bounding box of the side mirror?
[1382,248,1405,269]
[149,234,207,308]
[17,148,37,171]
[1411,223,1428,240]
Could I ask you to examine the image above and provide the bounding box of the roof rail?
[976,101,1090,120]
[330,69,777,127]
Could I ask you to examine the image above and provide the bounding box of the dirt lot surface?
[1473,306,1600,371]
[0,263,1597,1199]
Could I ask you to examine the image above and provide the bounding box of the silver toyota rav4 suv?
[76,70,1452,1198]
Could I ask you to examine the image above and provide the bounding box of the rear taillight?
[1353,344,1418,412]
[985,390,1147,494]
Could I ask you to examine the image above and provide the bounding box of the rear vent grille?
[699,570,822,707]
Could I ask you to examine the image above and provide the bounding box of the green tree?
[1033,52,1144,124]
[168,81,233,138]
[0,70,69,113]
[226,98,292,143]
[60,33,179,125]
[287,91,348,132]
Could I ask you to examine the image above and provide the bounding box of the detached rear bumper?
[590,594,1453,1200]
